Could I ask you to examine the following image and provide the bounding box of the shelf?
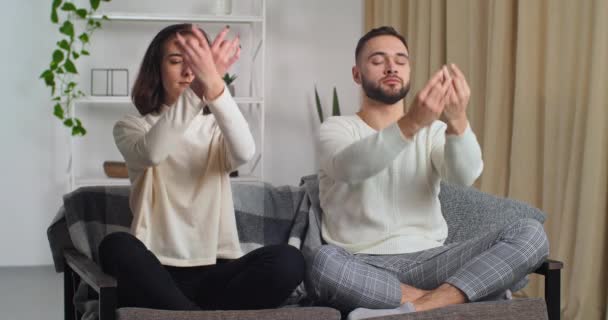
[231,175,262,183]
[74,178,131,188]
[73,175,260,188]
[68,1,266,192]
[75,96,263,105]
[90,13,263,23]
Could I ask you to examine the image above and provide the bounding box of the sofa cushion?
[116,306,341,320]
[365,298,547,320]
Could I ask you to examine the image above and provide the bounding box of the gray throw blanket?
[47,175,546,319]
[47,180,313,319]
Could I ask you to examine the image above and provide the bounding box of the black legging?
[98,232,305,310]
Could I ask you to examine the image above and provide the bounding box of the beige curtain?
[365,1,608,319]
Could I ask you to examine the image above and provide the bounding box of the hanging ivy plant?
[40,0,111,136]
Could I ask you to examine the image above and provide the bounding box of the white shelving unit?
[68,1,266,191]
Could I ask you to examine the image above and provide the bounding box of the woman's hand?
[175,27,224,100]
[209,26,241,77]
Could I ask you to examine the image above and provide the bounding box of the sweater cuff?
[445,123,475,145]
[205,85,242,123]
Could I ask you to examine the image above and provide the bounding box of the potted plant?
[314,85,341,122]
[223,73,237,96]
[40,0,111,136]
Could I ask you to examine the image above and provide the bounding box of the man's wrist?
[445,116,468,135]
[397,115,421,139]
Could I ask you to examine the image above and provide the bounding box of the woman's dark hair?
[131,23,210,115]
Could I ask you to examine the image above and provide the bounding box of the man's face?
[354,35,411,105]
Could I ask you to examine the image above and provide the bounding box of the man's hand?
[175,27,224,100]
[210,26,241,77]
[398,66,451,138]
[441,64,470,135]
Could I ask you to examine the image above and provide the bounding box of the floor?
[0,265,63,320]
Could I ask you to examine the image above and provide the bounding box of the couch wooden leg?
[64,265,76,320]
[545,268,561,320]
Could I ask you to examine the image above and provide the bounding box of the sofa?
[47,175,562,320]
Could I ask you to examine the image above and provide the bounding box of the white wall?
[0,0,363,266]
[264,0,363,185]
[0,1,67,266]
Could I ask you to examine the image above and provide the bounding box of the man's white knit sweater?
[113,87,255,267]
[319,115,483,255]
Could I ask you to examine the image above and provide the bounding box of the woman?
[99,23,304,311]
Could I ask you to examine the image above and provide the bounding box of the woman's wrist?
[203,77,225,101]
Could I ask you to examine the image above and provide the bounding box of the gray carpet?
[0,265,62,320]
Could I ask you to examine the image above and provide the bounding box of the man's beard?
[362,76,410,105]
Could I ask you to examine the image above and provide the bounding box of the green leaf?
[60,2,76,11]
[41,70,55,87]
[78,33,89,43]
[51,9,59,23]
[52,0,63,9]
[76,9,88,18]
[53,103,64,120]
[56,67,65,74]
[52,49,64,64]
[102,15,109,20]
[87,19,95,26]
[57,39,70,51]
[94,21,101,28]
[40,69,52,79]
[63,118,74,127]
[72,122,87,136]
[81,50,90,56]
[72,51,80,59]
[90,0,100,10]
[314,86,324,123]
[64,59,78,74]
[59,21,75,38]
[52,97,61,101]
[44,77,55,87]
[332,87,341,116]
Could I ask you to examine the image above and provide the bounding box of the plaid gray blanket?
[47,175,546,319]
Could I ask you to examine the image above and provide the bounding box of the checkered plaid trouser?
[307,218,549,312]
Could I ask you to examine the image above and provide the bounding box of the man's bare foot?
[412,283,467,312]
[400,283,430,304]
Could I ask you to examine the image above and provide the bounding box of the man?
[308,26,549,319]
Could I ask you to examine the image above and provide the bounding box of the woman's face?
[160,34,196,105]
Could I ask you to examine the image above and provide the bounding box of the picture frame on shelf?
[91,68,129,96]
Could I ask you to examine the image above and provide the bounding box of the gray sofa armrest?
[64,249,117,320]
[116,306,341,320]
[367,298,548,320]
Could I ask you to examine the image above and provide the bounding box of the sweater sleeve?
[430,122,484,186]
[206,86,255,171]
[113,88,204,170]
[319,117,413,184]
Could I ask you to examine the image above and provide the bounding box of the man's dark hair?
[355,26,409,62]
